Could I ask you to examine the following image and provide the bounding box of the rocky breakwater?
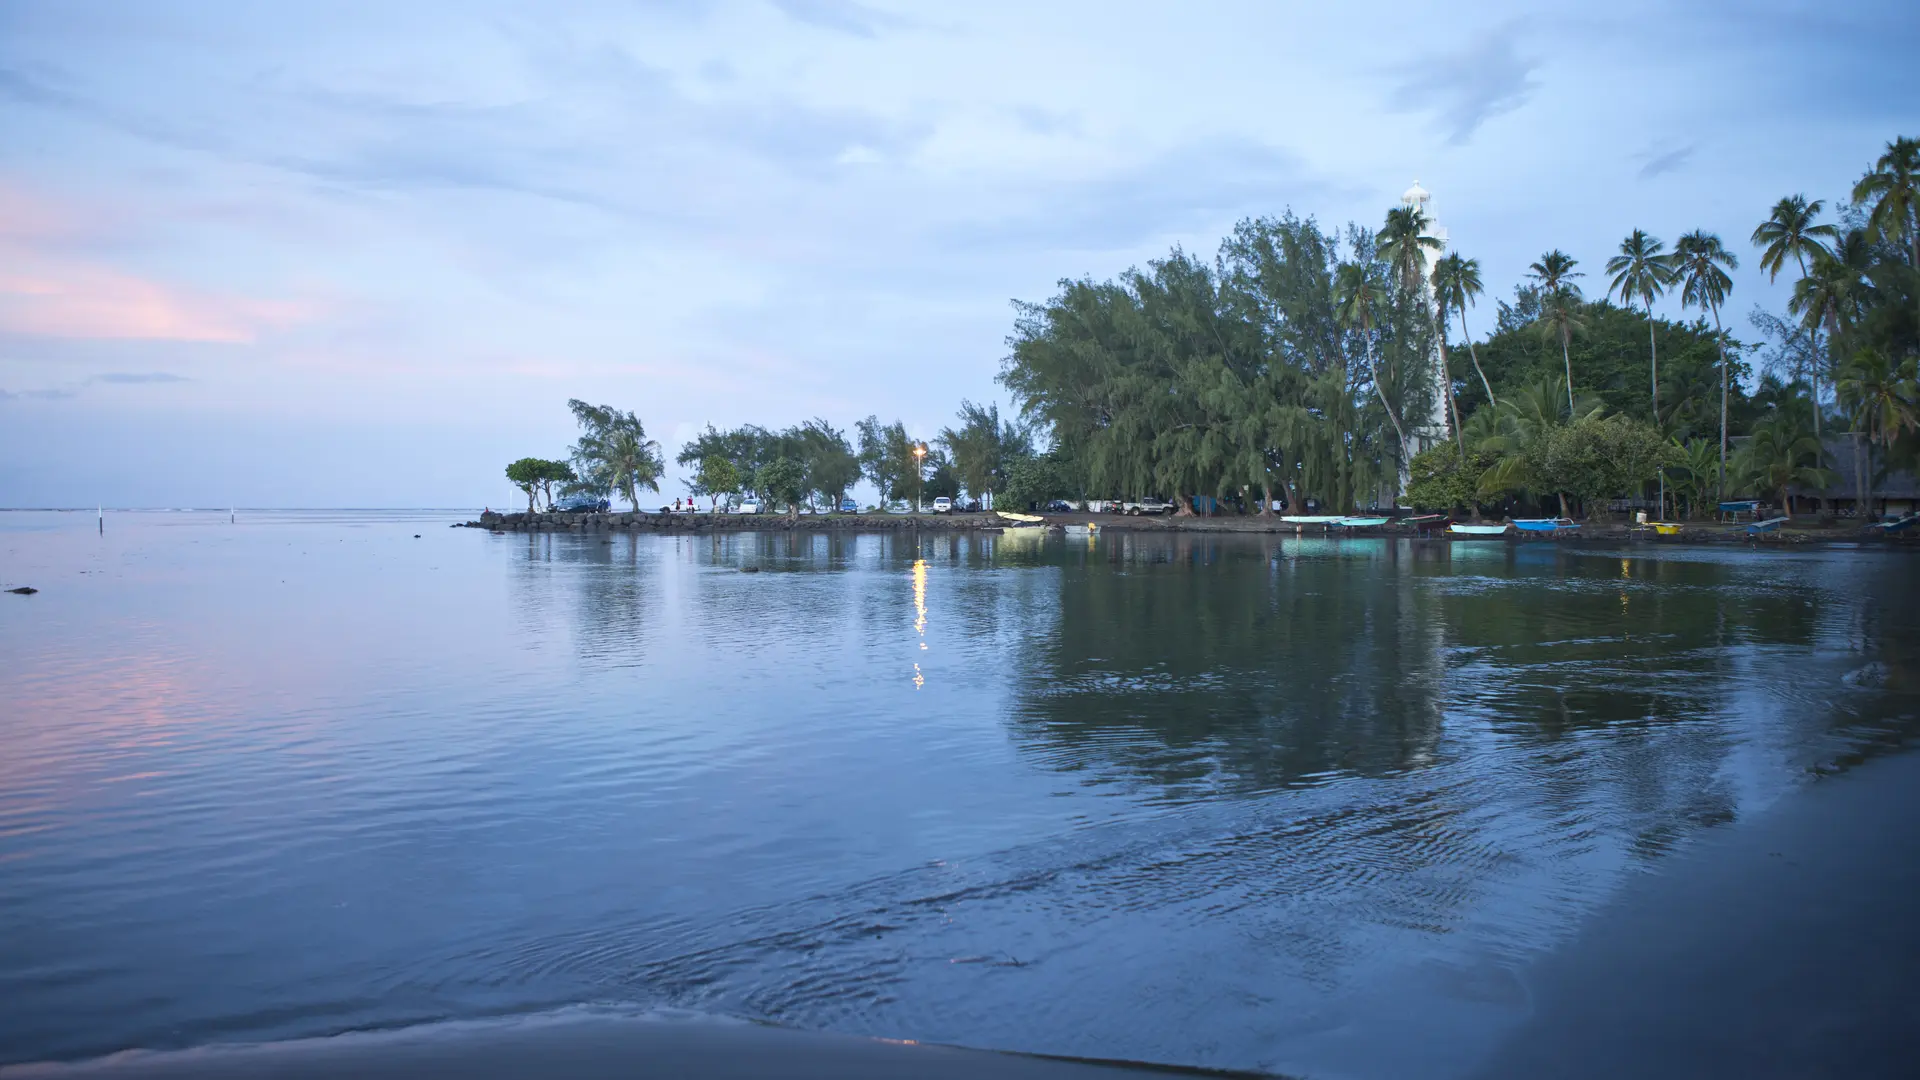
[461,510,1009,533]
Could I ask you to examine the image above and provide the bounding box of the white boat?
[1448,523,1511,536]
[1330,516,1390,528]
[1280,515,1343,525]
[996,510,1045,526]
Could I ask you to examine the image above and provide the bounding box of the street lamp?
[912,445,926,512]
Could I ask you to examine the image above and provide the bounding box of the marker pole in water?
[98,505,103,534]
[231,506,235,524]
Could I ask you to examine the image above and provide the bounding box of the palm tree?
[566,399,664,511]
[1852,136,1920,270]
[1751,196,1838,430]
[1378,205,1442,292]
[1526,250,1583,410]
[1604,230,1675,426]
[1335,259,1410,480]
[1732,412,1834,518]
[1834,348,1920,516]
[1433,253,1497,408]
[1672,231,1737,499]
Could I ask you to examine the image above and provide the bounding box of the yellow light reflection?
[911,558,928,688]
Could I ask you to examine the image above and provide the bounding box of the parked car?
[553,493,610,513]
[1125,498,1173,516]
[961,499,982,513]
[932,497,953,513]
[735,499,762,514]
[840,497,858,514]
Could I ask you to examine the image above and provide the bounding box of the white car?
[735,499,761,514]
[931,497,953,513]
[1125,498,1172,515]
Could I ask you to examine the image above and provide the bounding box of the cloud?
[96,372,189,384]
[768,0,910,38]
[1636,143,1695,179]
[945,138,1333,254]
[1386,26,1540,145]
[0,264,313,342]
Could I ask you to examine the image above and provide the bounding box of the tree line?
[999,135,1919,519]
[503,399,1034,517]
[503,135,1918,521]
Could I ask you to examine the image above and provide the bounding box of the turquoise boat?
[1331,516,1390,528]
[1448,523,1511,537]
[1748,517,1790,534]
[1512,518,1578,533]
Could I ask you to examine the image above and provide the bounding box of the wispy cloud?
[1386,25,1540,145]
[0,264,313,342]
[1636,143,1695,179]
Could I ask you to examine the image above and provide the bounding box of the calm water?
[2,511,1916,1077]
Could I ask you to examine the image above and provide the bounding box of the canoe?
[1280,516,1344,525]
[996,511,1045,524]
[1448,523,1511,536]
[1331,516,1390,528]
[1649,522,1684,536]
[1748,517,1790,533]
[1512,518,1579,532]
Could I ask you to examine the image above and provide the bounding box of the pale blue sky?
[1,0,1914,507]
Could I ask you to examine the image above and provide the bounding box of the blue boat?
[1748,517,1790,533]
[1512,518,1579,533]
[1870,514,1919,533]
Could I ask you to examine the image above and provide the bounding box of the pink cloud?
[0,179,316,343]
[0,265,312,342]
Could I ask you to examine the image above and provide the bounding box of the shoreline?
[459,509,1918,548]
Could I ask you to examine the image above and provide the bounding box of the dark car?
[961,499,983,513]
[1045,500,1074,513]
[553,493,610,513]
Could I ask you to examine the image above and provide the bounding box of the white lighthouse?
[1399,180,1453,457]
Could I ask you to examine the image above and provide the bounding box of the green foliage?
[1535,416,1677,518]
[754,457,807,517]
[1405,445,1497,514]
[1732,411,1835,512]
[690,454,741,511]
[1000,212,1428,514]
[566,399,663,511]
[938,400,1032,500]
[1000,451,1075,510]
[505,457,551,512]
[855,416,925,503]
[1454,298,1744,441]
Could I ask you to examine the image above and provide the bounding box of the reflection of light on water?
[912,558,928,688]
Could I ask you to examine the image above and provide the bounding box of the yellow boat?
[996,510,1045,525]
[1649,522,1683,536]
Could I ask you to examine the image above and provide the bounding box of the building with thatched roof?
[1786,435,1920,518]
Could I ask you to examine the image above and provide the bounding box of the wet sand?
[0,1012,1265,1079]
[1469,748,1920,1080]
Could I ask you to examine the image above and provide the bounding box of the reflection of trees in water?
[508,531,656,669]
[1008,537,1920,864]
[1008,535,1449,796]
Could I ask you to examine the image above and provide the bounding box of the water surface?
[2,511,1915,1077]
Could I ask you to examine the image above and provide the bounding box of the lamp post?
[912,445,926,512]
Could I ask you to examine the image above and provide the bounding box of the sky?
[1,0,1916,508]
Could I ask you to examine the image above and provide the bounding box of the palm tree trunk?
[1439,339,1465,458]
[1561,329,1575,412]
[1713,303,1728,502]
[1647,311,1659,424]
[1459,310,1496,407]
[1368,342,1410,490]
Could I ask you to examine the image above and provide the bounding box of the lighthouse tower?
[1400,181,1452,455]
